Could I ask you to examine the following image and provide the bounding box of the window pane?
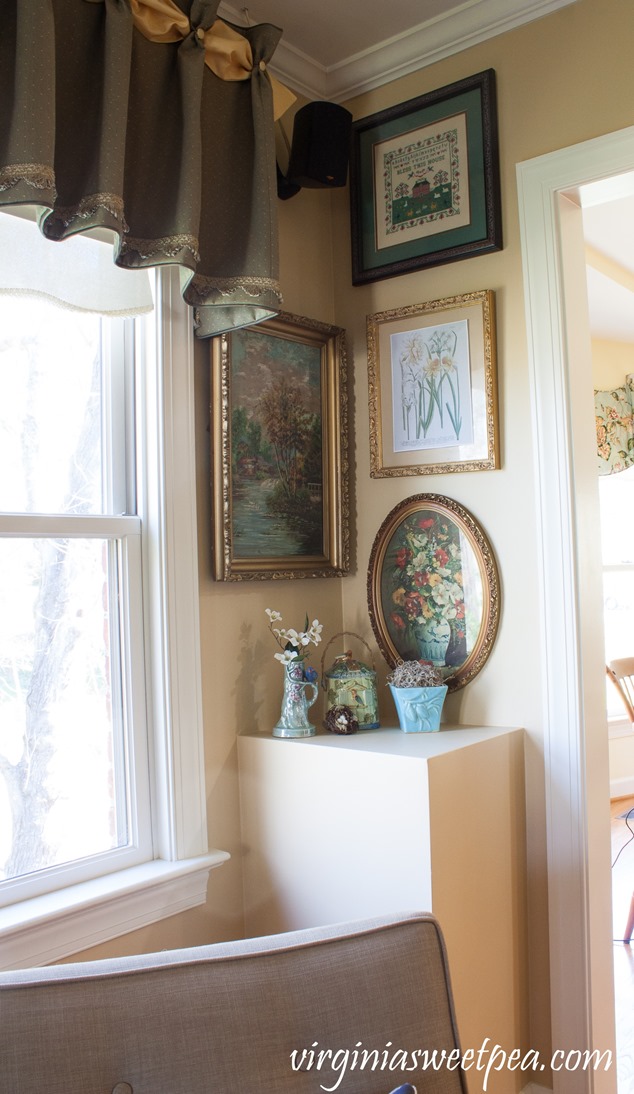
[0,297,106,515]
[0,537,128,885]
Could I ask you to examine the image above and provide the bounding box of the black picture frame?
[350,69,502,286]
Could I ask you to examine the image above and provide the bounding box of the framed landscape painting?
[350,69,502,285]
[210,312,349,581]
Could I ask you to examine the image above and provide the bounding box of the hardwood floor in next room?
[611,795,634,1094]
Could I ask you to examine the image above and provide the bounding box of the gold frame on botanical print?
[367,289,499,477]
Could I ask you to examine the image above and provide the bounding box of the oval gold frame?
[367,493,500,691]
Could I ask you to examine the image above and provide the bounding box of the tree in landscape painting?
[229,326,324,558]
[257,377,322,551]
[259,378,312,500]
[232,406,268,472]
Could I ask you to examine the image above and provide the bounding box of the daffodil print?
[390,319,474,453]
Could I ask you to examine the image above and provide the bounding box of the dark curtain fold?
[0,0,283,336]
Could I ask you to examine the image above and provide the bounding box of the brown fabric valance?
[0,0,287,336]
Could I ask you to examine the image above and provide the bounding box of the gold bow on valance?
[129,0,295,119]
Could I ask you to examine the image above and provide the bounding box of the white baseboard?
[611,774,634,799]
[522,1084,552,1094]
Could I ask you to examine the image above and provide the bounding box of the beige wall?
[593,337,634,389]
[67,0,634,1073]
[195,184,345,941]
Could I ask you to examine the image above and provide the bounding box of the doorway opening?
[518,126,634,1093]
[581,181,634,1086]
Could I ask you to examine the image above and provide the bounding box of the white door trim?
[516,126,634,1092]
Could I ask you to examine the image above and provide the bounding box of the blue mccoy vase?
[389,684,448,733]
[273,661,319,738]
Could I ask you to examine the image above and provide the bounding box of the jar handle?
[304,681,318,710]
[320,631,376,689]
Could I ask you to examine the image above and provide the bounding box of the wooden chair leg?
[625,892,634,944]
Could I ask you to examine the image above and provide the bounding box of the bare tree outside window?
[0,299,127,888]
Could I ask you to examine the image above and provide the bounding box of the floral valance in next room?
[0,0,295,337]
[595,375,634,475]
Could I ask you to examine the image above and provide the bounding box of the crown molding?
[219,0,578,103]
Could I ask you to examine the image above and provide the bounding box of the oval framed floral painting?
[367,494,500,691]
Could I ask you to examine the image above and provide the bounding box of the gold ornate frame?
[367,289,499,477]
[210,312,349,581]
[367,494,500,691]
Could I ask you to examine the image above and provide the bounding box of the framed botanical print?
[367,289,499,476]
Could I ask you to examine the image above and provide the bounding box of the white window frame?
[0,267,228,970]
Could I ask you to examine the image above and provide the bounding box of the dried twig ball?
[386,660,444,688]
[323,705,359,735]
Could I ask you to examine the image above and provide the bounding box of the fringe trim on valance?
[187,273,282,305]
[121,233,201,263]
[46,193,128,231]
[0,164,56,193]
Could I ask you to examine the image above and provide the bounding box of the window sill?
[0,849,230,971]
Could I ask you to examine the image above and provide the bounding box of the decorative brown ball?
[323,705,359,735]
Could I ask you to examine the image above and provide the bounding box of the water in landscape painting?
[230,327,323,558]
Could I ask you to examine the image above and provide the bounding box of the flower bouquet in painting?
[384,510,470,675]
[368,493,498,693]
[266,609,322,738]
[387,660,448,733]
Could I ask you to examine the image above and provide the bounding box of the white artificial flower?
[265,609,322,662]
[274,650,296,665]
